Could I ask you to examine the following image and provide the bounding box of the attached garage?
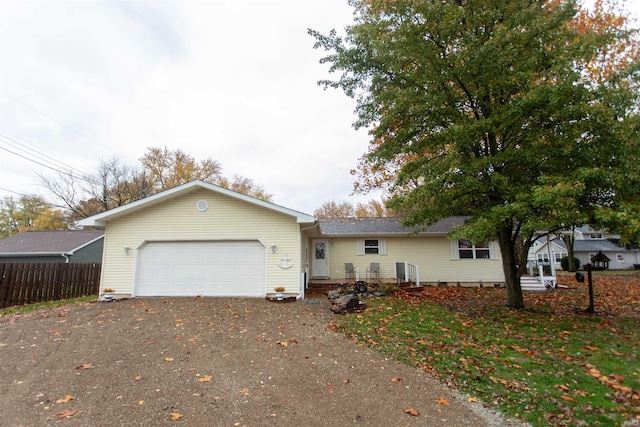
[134,240,266,297]
[77,180,316,299]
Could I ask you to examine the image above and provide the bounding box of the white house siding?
[100,189,303,296]
[320,236,505,285]
[575,251,637,270]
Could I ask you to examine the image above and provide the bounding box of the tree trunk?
[497,224,525,309]
[562,232,576,272]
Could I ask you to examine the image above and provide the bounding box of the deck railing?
[396,262,420,286]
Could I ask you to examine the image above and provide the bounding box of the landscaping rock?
[329,293,360,314]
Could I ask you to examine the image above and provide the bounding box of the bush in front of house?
[560,256,581,272]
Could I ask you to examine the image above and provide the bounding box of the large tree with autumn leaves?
[311,0,640,308]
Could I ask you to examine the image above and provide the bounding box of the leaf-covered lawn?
[335,272,640,426]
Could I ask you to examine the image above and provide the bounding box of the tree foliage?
[39,147,274,222]
[314,198,394,218]
[311,0,640,308]
[0,195,67,238]
[314,200,355,218]
[140,147,222,192]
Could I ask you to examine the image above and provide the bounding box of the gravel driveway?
[0,297,517,426]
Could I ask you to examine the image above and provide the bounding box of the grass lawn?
[0,295,96,316]
[335,272,640,426]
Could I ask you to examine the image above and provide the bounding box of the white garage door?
[135,241,266,297]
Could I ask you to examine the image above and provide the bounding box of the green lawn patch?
[335,278,640,426]
[0,295,97,316]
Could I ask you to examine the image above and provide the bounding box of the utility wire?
[0,144,94,184]
[0,91,120,155]
[0,131,92,178]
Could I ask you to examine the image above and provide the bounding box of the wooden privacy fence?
[0,262,101,308]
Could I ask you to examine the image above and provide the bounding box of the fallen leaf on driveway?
[165,358,174,362]
[56,394,74,404]
[392,377,403,382]
[467,396,478,402]
[277,341,289,347]
[169,412,183,420]
[57,409,80,419]
[434,396,449,405]
[239,388,249,395]
[198,375,212,382]
[134,375,142,381]
[74,363,93,370]
[404,408,419,416]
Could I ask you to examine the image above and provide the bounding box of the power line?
[0,144,94,184]
[0,91,119,155]
[0,131,93,178]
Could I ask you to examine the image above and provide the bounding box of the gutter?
[62,253,70,264]
[299,221,319,300]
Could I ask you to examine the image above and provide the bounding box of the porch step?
[520,276,550,292]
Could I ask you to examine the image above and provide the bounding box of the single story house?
[306,217,504,287]
[0,230,104,264]
[77,180,505,299]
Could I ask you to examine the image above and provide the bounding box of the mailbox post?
[585,263,595,314]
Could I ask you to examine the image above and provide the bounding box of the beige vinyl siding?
[321,236,504,284]
[101,189,302,296]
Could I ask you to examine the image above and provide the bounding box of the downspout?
[62,253,70,264]
[299,221,319,299]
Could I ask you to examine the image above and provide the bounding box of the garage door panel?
[135,241,265,297]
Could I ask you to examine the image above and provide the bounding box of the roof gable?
[0,230,104,255]
[77,180,315,227]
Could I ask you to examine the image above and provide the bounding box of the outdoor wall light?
[124,246,130,255]
[271,244,277,254]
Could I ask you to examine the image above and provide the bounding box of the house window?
[357,239,387,255]
[458,239,490,259]
[364,239,380,254]
[554,252,567,262]
[537,253,550,264]
[590,233,603,239]
[616,254,624,262]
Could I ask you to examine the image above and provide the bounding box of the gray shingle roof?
[318,216,468,236]
[0,230,104,255]
[574,239,624,252]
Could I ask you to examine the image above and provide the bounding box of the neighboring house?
[528,226,639,270]
[78,180,506,299]
[0,230,104,264]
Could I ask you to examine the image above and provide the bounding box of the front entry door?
[312,239,329,278]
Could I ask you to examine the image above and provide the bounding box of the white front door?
[312,239,329,278]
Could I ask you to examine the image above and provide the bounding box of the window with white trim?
[364,239,380,254]
[458,239,490,259]
[357,239,387,255]
[537,253,550,263]
[616,254,624,262]
[554,252,567,262]
[590,233,603,239]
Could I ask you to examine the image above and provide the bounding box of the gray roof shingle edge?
[318,216,469,236]
[0,230,105,255]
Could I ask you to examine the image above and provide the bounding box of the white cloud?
[2,0,636,214]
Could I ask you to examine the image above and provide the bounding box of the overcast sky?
[1,1,638,215]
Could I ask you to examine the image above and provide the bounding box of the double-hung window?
[457,239,490,259]
[357,239,387,255]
